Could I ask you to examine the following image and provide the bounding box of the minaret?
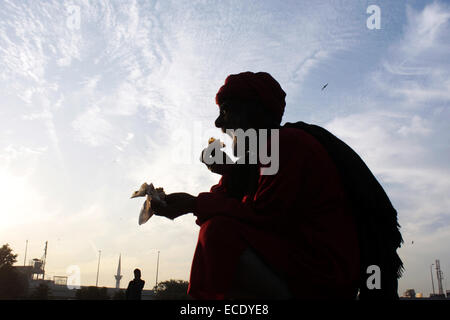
[115,254,123,289]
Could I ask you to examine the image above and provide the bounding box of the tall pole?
[24,240,28,266]
[436,259,444,295]
[155,251,160,288]
[430,264,435,295]
[96,250,101,287]
[42,241,48,280]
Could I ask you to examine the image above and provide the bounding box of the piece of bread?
[131,182,167,225]
[208,137,225,147]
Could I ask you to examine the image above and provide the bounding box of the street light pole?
[24,240,28,266]
[430,263,435,295]
[155,250,160,288]
[96,250,101,287]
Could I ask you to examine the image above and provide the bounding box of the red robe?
[187,127,360,299]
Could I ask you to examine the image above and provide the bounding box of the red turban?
[215,71,286,124]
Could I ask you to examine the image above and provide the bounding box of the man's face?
[215,101,251,134]
[215,102,231,133]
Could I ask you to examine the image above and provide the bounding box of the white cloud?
[71,105,114,147]
[80,75,102,91]
[397,115,431,137]
[377,2,450,105]
[403,2,450,54]
[324,110,450,264]
[291,49,329,84]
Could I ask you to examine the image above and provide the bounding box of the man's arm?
[139,280,145,291]
[152,131,310,225]
[126,281,132,299]
[194,135,307,225]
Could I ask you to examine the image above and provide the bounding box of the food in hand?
[131,182,167,225]
[208,137,225,147]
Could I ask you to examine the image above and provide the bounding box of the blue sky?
[0,0,449,295]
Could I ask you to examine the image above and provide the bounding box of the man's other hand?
[200,144,235,175]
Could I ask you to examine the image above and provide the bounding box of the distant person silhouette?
[126,268,145,300]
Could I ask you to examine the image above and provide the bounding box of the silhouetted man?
[126,268,145,300]
[151,71,403,299]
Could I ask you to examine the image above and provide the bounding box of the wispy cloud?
[376,1,450,105]
[71,105,114,147]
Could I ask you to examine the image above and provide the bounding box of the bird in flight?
[321,83,328,91]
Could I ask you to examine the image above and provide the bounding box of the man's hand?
[200,143,235,175]
[151,192,197,220]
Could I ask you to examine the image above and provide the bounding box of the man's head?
[134,268,141,279]
[214,72,286,132]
